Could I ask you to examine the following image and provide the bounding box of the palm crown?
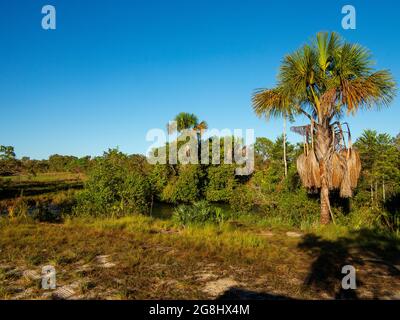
[253,32,396,124]
[168,112,208,135]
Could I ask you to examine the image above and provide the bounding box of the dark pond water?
[150,202,176,219]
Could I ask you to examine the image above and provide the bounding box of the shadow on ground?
[216,288,295,300]
[298,228,400,299]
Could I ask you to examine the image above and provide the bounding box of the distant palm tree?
[168,112,208,157]
[168,112,208,136]
[252,32,396,224]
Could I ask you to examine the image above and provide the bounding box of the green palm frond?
[279,45,317,97]
[252,87,292,120]
[341,70,397,113]
[335,43,373,80]
[315,32,330,72]
[168,112,199,133]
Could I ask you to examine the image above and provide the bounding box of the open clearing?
[1,216,399,300]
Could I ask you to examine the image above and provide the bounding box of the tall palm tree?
[252,32,396,224]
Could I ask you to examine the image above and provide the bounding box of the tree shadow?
[216,287,295,300]
[298,228,400,299]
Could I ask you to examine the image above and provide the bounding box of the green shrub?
[260,189,320,227]
[173,201,228,225]
[162,165,204,203]
[251,168,279,193]
[229,184,255,213]
[337,206,397,231]
[205,165,236,202]
[120,171,152,215]
[74,151,151,217]
[148,164,174,198]
[160,176,177,203]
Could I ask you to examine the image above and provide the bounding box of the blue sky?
[0,0,399,159]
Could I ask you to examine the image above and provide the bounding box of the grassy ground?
[0,172,84,183]
[0,173,399,300]
[0,173,83,217]
[1,215,399,300]
[0,172,84,201]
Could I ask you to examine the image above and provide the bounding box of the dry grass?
[0,216,399,300]
[0,172,85,184]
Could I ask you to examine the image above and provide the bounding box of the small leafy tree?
[0,145,19,176]
[205,165,236,202]
[162,164,204,203]
[74,149,152,217]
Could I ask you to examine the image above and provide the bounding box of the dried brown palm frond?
[307,150,320,188]
[339,122,361,189]
[339,147,361,197]
[252,87,293,119]
[340,166,353,198]
[194,121,208,133]
[340,148,361,188]
[321,88,337,112]
[296,151,321,189]
[291,125,311,137]
[297,153,310,188]
[349,149,361,188]
[328,152,345,189]
[341,70,396,113]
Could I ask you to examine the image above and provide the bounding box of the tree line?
[0,149,93,176]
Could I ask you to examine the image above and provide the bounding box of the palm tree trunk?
[196,131,201,162]
[370,182,373,203]
[283,116,288,177]
[320,161,331,224]
[315,124,332,224]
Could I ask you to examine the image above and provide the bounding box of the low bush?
[229,184,255,213]
[205,165,236,202]
[258,189,320,227]
[173,201,229,225]
[74,150,152,217]
[162,165,204,203]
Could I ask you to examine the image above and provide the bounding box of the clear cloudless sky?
[0,0,399,159]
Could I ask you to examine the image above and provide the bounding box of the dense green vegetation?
[2,127,398,233]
